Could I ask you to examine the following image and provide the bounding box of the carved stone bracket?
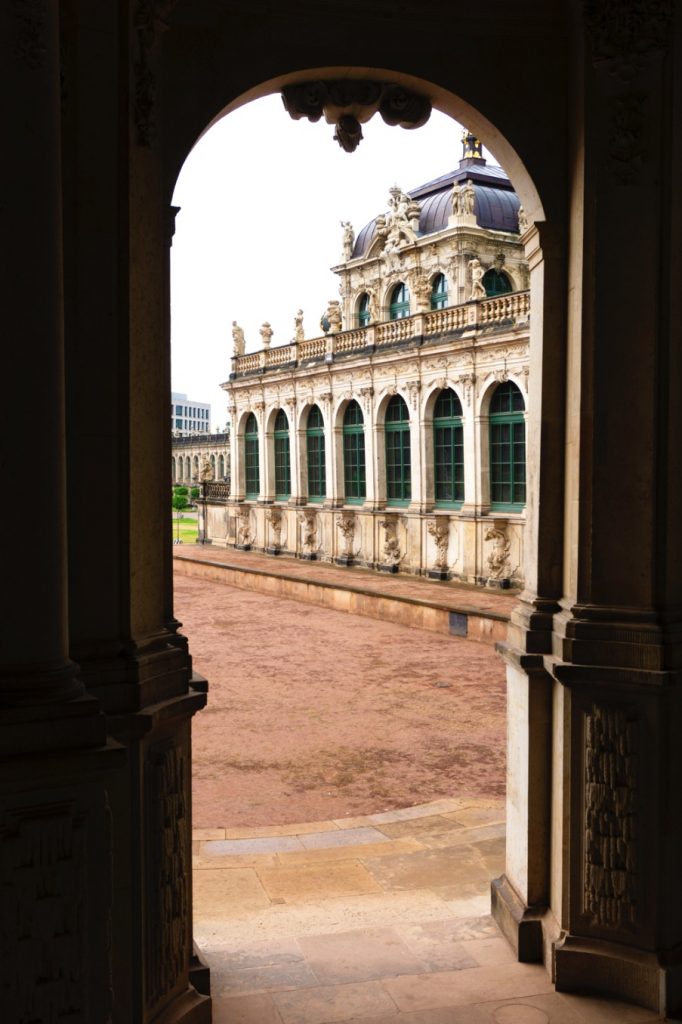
[456,372,476,406]
[405,379,421,411]
[426,518,450,571]
[282,80,432,153]
[359,386,374,415]
[298,509,318,556]
[484,521,512,580]
[336,512,356,558]
[265,507,283,549]
[379,515,402,568]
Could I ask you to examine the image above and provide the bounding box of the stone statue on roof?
[294,309,304,342]
[231,320,245,356]
[259,322,273,348]
[341,221,354,261]
[469,257,487,300]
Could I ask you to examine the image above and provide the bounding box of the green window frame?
[489,381,526,510]
[343,400,366,503]
[358,293,371,327]
[274,408,291,500]
[244,412,260,499]
[306,404,326,502]
[385,394,411,505]
[389,282,410,320]
[483,268,513,297]
[433,388,464,506]
[430,273,448,310]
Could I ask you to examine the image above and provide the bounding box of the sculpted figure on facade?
[485,525,512,579]
[413,273,432,312]
[427,518,450,571]
[469,258,487,300]
[237,508,253,547]
[337,513,356,558]
[380,518,401,567]
[293,309,304,342]
[517,205,529,233]
[298,509,318,556]
[199,455,214,482]
[231,320,245,356]
[341,220,355,261]
[380,185,419,254]
[259,322,273,348]
[451,182,464,216]
[265,507,283,549]
[462,179,476,216]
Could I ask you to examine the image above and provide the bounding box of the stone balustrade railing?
[232,290,529,377]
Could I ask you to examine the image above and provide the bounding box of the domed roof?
[351,156,521,260]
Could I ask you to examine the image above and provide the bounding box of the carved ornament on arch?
[281,80,431,153]
[522,365,530,392]
[359,386,374,415]
[455,373,476,406]
[405,379,421,410]
[583,0,673,79]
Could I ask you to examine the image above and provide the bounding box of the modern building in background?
[171,391,211,435]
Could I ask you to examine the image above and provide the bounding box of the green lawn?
[172,514,198,544]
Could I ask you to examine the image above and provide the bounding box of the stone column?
[287,402,303,504]
[262,408,275,503]
[0,0,102,746]
[545,12,682,1015]
[361,392,378,507]
[492,218,567,960]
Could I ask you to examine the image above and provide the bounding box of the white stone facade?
[171,432,230,484]
[216,160,530,587]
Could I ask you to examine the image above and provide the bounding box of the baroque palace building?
[171,432,230,485]
[4,3,682,1022]
[216,137,531,586]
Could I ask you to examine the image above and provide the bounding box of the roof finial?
[461,129,483,161]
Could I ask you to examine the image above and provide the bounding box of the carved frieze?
[484,523,511,579]
[265,507,283,548]
[337,512,356,558]
[298,509,319,555]
[426,518,450,571]
[145,741,188,1011]
[583,703,638,930]
[380,516,402,567]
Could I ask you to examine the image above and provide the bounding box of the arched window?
[172,459,176,483]
[433,389,464,505]
[244,413,260,499]
[343,401,366,503]
[430,273,448,310]
[490,381,526,509]
[389,282,410,320]
[483,269,513,297]
[218,454,224,479]
[185,456,190,479]
[385,394,411,504]
[210,454,216,477]
[274,408,291,500]
[306,405,326,502]
[358,293,371,327]
[192,455,199,480]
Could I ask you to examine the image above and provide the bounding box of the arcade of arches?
[3,3,682,1023]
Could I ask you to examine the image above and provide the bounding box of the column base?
[491,875,544,963]
[426,569,450,581]
[378,563,399,574]
[554,933,682,1017]
[265,546,282,555]
[335,556,354,567]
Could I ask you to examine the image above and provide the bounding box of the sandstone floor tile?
[431,878,492,902]
[419,822,506,851]
[458,936,518,967]
[383,963,554,1013]
[395,916,500,951]
[193,827,226,840]
[443,807,506,828]
[194,844,278,869]
[299,827,389,850]
[272,980,397,1024]
[193,868,271,916]
[205,937,304,971]
[555,991,666,1023]
[334,815,373,830]
[297,926,427,984]
[474,835,506,872]
[351,1007,490,1024]
[376,816,464,840]
[364,844,489,893]
[204,836,307,855]
[472,991,591,1022]
[256,860,383,902]
[224,822,339,839]
[211,991,283,1024]
[214,960,320,996]
[392,920,482,972]
[278,838,423,865]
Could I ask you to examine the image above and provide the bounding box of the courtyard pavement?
[194,798,662,1024]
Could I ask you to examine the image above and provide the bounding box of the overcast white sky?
[171,95,478,430]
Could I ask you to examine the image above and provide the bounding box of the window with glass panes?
[389,282,410,320]
[489,381,526,509]
[430,273,448,310]
[483,269,513,296]
[433,388,464,504]
[343,400,366,502]
[358,293,370,327]
[306,405,326,501]
[244,412,260,498]
[273,408,291,500]
[385,395,411,503]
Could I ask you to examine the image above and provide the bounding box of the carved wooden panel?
[583,703,638,930]
[145,740,189,1013]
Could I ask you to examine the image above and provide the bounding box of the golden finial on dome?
[461,129,483,160]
